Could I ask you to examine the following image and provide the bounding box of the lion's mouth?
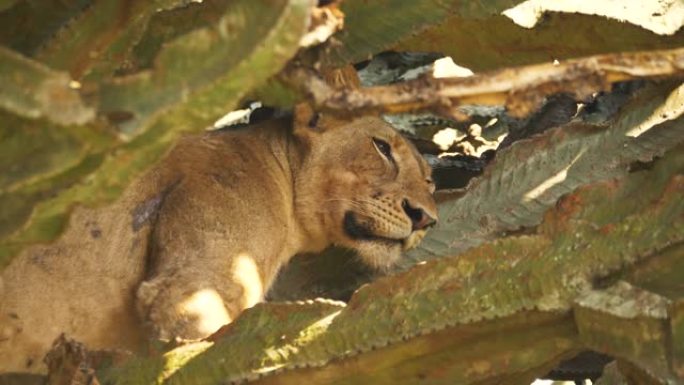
[343,211,417,249]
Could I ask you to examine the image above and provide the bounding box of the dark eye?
[372,137,393,161]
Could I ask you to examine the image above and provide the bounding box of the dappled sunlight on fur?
[176,289,231,336]
[232,254,264,309]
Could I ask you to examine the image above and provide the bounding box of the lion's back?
[0,165,167,373]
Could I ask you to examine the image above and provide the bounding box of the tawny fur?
[0,115,436,374]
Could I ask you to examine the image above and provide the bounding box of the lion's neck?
[276,126,331,256]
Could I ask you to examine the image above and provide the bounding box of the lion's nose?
[402,199,437,231]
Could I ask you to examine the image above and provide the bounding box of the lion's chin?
[352,240,403,271]
[340,211,411,270]
[402,229,427,251]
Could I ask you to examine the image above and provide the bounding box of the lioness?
[0,112,437,374]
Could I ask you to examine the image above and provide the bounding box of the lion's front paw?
[136,278,232,341]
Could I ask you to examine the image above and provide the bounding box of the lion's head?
[294,113,437,269]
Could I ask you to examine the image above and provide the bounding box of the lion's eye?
[372,137,393,161]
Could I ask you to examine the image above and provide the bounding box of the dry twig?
[286,47,684,120]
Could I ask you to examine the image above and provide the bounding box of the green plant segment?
[406,82,684,266]
[0,47,94,125]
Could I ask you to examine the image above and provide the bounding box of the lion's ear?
[293,103,353,136]
[292,65,361,138]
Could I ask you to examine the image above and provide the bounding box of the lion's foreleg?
[135,265,258,341]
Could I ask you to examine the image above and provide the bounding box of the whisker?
[326,198,393,212]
